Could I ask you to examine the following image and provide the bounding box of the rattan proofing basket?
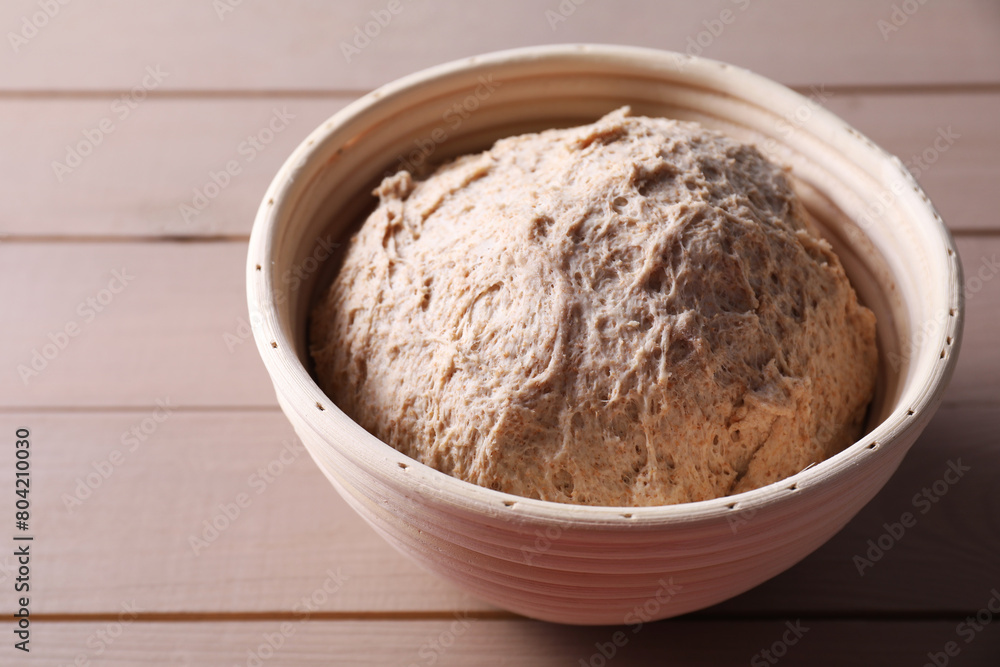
[247,45,963,624]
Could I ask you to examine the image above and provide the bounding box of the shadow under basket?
[247,45,963,625]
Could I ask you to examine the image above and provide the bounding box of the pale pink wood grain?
[0,98,350,237]
[0,0,998,91]
[0,412,486,616]
[2,242,276,408]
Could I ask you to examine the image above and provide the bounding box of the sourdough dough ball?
[310,107,877,507]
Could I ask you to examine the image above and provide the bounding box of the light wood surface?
[1,0,999,90]
[2,0,998,663]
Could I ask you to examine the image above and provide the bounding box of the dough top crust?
[310,107,878,507]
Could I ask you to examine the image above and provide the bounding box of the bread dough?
[310,107,878,506]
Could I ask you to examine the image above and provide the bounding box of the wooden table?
[2,1,998,664]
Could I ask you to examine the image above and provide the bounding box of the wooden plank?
[0,404,996,616]
[0,1,998,91]
[1,93,996,238]
[18,619,1000,666]
[824,92,1000,234]
[0,411,486,616]
[1,241,276,408]
[2,237,995,408]
[950,237,1000,406]
[0,98,350,238]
